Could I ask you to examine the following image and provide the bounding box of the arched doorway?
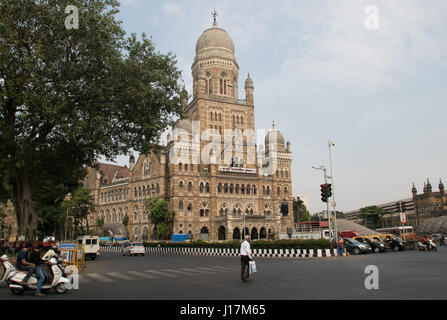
[200,226,209,240]
[242,227,249,239]
[218,226,226,240]
[260,227,267,239]
[251,227,258,240]
[233,227,240,240]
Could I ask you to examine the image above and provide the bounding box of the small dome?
[245,73,254,89]
[174,119,192,133]
[265,129,285,147]
[195,27,235,61]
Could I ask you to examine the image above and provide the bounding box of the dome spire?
[211,9,218,28]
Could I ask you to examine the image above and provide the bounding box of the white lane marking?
[161,268,198,276]
[208,265,239,271]
[107,272,135,281]
[179,267,216,274]
[125,271,158,279]
[77,275,90,283]
[145,269,179,278]
[86,273,114,282]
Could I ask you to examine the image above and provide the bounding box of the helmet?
[1,254,8,261]
[51,245,58,250]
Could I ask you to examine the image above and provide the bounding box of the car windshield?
[132,243,143,246]
[348,239,361,245]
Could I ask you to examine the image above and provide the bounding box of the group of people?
[14,242,60,296]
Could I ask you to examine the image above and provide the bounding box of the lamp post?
[312,165,332,243]
[328,141,339,249]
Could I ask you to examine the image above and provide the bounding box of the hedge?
[141,239,331,250]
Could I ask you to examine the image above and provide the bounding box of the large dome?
[195,27,235,61]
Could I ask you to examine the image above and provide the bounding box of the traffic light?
[401,202,406,212]
[394,202,401,213]
[321,184,328,202]
[326,184,332,198]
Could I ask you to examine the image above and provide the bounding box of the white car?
[122,242,145,256]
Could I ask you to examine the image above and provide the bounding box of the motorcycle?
[429,239,437,252]
[8,257,71,295]
[0,255,17,286]
[417,241,428,251]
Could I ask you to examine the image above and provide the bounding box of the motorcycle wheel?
[11,287,24,295]
[374,247,380,253]
[55,283,67,294]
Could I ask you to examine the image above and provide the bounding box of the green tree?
[97,216,104,229]
[359,206,388,229]
[0,0,185,239]
[61,187,95,238]
[145,197,174,240]
[122,214,129,227]
[293,198,310,223]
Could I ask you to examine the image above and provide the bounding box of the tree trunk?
[10,173,37,240]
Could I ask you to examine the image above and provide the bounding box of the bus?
[375,226,415,240]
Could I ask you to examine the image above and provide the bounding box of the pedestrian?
[29,244,48,296]
[240,235,252,282]
[337,235,344,256]
[440,234,445,247]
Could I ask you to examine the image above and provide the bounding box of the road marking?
[78,275,91,283]
[161,268,197,276]
[107,272,136,281]
[196,266,225,272]
[86,273,114,282]
[179,267,216,275]
[145,270,179,278]
[125,271,158,279]
[208,265,239,271]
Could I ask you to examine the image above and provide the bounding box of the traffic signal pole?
[328,141,339,250]
[313,165,333,244]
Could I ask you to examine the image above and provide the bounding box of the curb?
[100,246,347,258]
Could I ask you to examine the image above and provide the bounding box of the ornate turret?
[440,179,444,194]
[426,178,432,193]
[412,182,417,197]
[245,73,254,106]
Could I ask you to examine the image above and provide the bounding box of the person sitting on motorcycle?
[16,242,35,284]
[29,244,49,296]
[422,236,430,250]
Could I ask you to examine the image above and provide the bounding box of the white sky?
[101,0,447,214]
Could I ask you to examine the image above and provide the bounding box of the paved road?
[1,247,446,300]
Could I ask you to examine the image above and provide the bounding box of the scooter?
[8,257,71,295]
[0,255,17,285]
[417,242,429,251]
[429,239,437,252]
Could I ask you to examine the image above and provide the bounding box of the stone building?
[84,18,295,241]
[412,179,446,227]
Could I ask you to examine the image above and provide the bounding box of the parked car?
[353,236,386,253]
[380,234,406,251]
[122,242,145,256]
[343,238,372,255]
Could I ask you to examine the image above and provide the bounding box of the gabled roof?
[97,163,129,182]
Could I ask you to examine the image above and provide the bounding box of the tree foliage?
[359,206,388,229]
[293,198,310,222]
[61,186,95,238]
[144,196,174,240]
[0,0,185,238]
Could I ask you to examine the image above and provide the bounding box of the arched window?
[217,183,222,193]
[210,111,213,121]
[246,185,250,195]
[205,182,210,193]
[220,208,224,216]
[241,185,245,195]
[284,187,289,197]
[179,181,184,191]
[277,186,281,196]
[187,203,192,211]
[219,113,222,122]
[219,78,223,94]
[266,186,270,196]
[235,184,239,194]
[188,181,192,192]
[199,182,204,193]
[224,183,228,194]
[230,184,234,194]
[208,79,213,94]
[179,163,182,171]
[184,163,188,171]
[156,183,160,194]
[285,170,288,178]
[179,200,183,210]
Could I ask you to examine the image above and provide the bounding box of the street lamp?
[328,141,339,248]
[312,165,332,243]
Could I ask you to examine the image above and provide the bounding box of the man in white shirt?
[240,235,252,282]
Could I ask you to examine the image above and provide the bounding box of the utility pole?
[328,141,339,249]
[313,165,332,243]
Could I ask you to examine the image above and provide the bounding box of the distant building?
[0,200,18,239]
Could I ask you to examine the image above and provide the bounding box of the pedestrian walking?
[337,235,344,256]
[240,235,252,282]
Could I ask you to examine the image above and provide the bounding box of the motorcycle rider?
[29,244,49,296]
[16,242,36,285]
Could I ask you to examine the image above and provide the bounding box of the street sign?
[57,242,76,250]
[400,212,407,224]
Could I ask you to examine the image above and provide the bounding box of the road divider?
[99,246,346,258]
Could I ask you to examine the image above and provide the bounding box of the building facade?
[84,19,295,241]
